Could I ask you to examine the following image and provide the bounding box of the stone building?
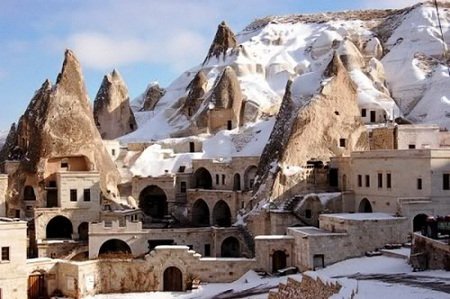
[330,148,450,231]
[0,218,27,299]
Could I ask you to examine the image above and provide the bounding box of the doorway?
[272,250,287,273]
[28,273,46,299]
[163,267,183,291]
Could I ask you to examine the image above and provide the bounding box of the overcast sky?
[0,0,423,129]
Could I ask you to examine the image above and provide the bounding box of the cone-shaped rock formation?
[141,83,165,111]
[94,69,137,139]
[203,21,237,64]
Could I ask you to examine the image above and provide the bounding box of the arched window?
[233,173,241,191]
[358,198,373,213]
[213,200,232,227]
[99,239,132,257]
[46,216,73,239]
[192,199,210,226]
[193,168,213,189]
[221,237,240,257]
[138,185,168,219]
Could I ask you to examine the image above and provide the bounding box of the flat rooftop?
[321,213,404,221]
[288,226,347,236]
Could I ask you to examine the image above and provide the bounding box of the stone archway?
[78,222,89,241]
[46,216,73,239]
[221,236,240,257]
[192,199,210,226]
[233,173,241,191]
[358,198,373,213]
[193,167,213,189]
[244,166,257,191]
[272,250,287,273]
[138,185,168,219]
[213,200,232,227]
[163,266,183,291]
[413,213,428,232]
[99,239,132,257]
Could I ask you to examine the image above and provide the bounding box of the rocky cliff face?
[0,123,17,163]
[94,70,137,139]
[255,53,369,203]
[5,50,120,212]
[141,84,165,111]
[203,21,237,64]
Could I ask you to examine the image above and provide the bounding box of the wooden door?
[163,267,183,291]
[28,274,46,299]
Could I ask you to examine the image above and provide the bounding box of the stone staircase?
[283,195,303,211]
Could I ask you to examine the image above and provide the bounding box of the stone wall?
[255,236,294,273]
[370,126,395,150]
[268,275,344,299]
[411,233,450,270]
[0,174,7,217]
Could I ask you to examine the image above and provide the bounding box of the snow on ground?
[88,255,450,299]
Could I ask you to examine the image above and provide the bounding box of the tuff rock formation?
[94,70,137,139]
[141,83,165,111]
[0,123,18,163]
[180,70,207,118]
[203,21,237,64]
[254,53,369,203]
[4,50,120,213]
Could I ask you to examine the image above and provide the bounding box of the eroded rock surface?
[203,21,237,64]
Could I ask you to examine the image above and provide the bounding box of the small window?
[189,142,195,153]
[111,149,116,156]
[48,181,57,188]
[386,173,392,189]
[241,201,245,209]
[378,173,383,188]
[409,144,416,149]
[24,186,36,201]
[70,189,77,202]
[61,162,69,168]
[178,166,186,173]
[222,174,226,185]
[204,244,211,257]
[417,178,422,190]
[305,209,312,219]
[180,182,187,193]
[361,108,367,117]
[357,175,362,187]
[83,189,91,202]
[15,210,20,218]
[227,120,232,130]
[339,138,346,147]
[216,174,219,185]
[1,247,9,261]
[443,173,450,190]
[249,179,255,189]
[365,175,370,187]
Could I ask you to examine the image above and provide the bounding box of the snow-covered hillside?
[121,2,450,174]
[0,129,8,149]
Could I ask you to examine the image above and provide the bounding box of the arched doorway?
[46,216,73,239]
[413,213,428,232]
[99,239,132,257]
[138,185,168,219]
[193,167,212,189]
[213,200,232,227]
[163,267,183,291]
[192,199,210,226]
[272,250,287,273]
[28,271,46,299]
[221,237,240,257]
[244,166,257,191]
[24,185,36,201]
[233,173,241,191]
[78,222,89,241]
[358,198,373,213]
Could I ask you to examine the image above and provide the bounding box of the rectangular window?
[83,189,91,202]
[178,166,186,173]
[227,120,232,130]
[189,142,195,153]
[361,108,367,117]
[204,244,211,257]
[1,247,9,261]
[443,173,450,190]
[357,175,362,187]
[378,173,383,188]
[339,138,346,147]
[409,144,416,149]
[417,178,422,190]
[111,149,116,156]
[222,174,226,185]
[70,189,77,202]
[215,174,219,185]
[305,209,312,219]
[386,173,392,189]
[180,182,187,193]
[365,175,370,187]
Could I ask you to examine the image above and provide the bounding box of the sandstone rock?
[181,70,208,117]
[5,50,120,212]
[141,84,165,111]
[203,21,237,64]
[255,53,369,202]
[94,69,137,139]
